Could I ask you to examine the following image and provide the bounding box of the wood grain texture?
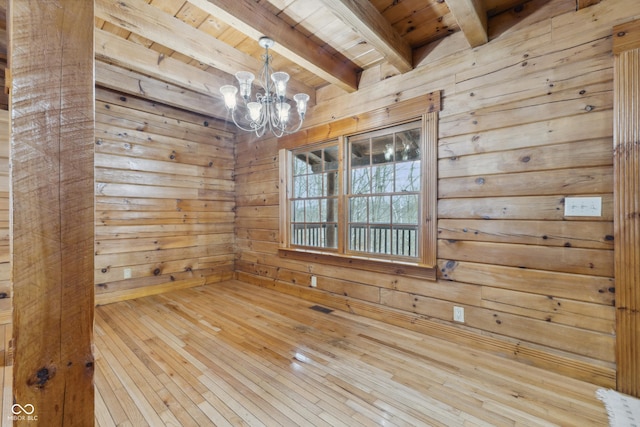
[89,282,611,425]
[613,18,640,398]
[0,111,8,325]
[10,0,95,424]
[94,88,235,305]
[446,0,488,47]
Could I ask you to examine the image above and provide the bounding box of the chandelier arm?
[227,107,259,133]
[280,116,305,135]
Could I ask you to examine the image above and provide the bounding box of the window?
[278,93,439,278]
[290,144,339,249]
[347,122,421,259]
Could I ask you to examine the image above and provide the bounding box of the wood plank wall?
[94,87,236,305]
[0,111,7,325]
[234,0,640,387]
[0,90,236,320]
[0,1,8,324]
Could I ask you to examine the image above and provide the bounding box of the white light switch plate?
[564,197,602,217]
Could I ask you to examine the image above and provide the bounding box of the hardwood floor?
[2,280,611,426]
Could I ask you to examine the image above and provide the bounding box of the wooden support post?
[613,19,640,398]
[10,0,95,424]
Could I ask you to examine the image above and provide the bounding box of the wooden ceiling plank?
[319,0,413,73]
[446,0,489,47]
[95,0,314,102]
[186,0,359,92]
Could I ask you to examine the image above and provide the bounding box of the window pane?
[311,149,323,164]
[395,161,420,192]
[292,200,305,222]
[371,164,394,193]
[349,197,368,223]
[370,196,391,223]
[372,135,394,164]
[291,224,305,245]
[392,226,418,257]
[350,140,370,167]
[293,154,308,175]
[349,225,367,252]
[325,224,338,248]
[308,174,322,197]
[322,198,338,222]
[392,195,419,224]
[351,168,370,194]
[369,226,391,254]
[293,175,307,198]
[396,129,420,162]
[323,146,339,171]
[306,199,320,222]
[325,171,338,196]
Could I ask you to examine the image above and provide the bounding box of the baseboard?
[95,272,233,306]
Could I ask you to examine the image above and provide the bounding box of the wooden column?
[613,19,640,398]
[10,0,95,425]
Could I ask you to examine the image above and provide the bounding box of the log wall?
[0,111,8,325]
[234,0,640,386]
[94,87,235,305]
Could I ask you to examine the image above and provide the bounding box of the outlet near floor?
[453,306,465,323]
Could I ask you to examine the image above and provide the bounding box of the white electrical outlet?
[124,268,132,279]
[310,275,317,288]
[453,306,465,323]
[564,197,602,217]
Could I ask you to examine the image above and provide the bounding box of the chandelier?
[220,37,310,138]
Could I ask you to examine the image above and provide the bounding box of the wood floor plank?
[95,387,117,427]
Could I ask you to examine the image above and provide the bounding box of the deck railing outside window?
[292,223,417,257]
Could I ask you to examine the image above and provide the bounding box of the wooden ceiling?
[93,0,547,122]
[0,0,600,119]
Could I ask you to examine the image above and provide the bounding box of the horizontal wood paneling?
[95,87,235,304]
[232,0,639,386]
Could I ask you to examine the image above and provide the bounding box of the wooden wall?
[0,71,235,317]
[0,0,7,324]
[94,87,235,305]
[0,111,8,325]
[234,0,640,387]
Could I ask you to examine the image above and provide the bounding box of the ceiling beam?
[319,0,413,73]
[446,0,488,48]
[95,0,314,103]
[187,0,360,93]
